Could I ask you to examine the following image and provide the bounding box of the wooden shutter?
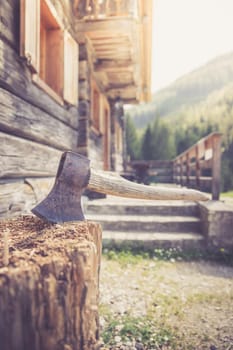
[63,30,79,105]
[20,0,40,73]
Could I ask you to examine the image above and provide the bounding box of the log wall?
[77,45,105,170]
[0,0,79,218]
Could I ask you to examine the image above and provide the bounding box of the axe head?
[32,152,90,223]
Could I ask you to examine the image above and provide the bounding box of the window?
[20,0,78,105]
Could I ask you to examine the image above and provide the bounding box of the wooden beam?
[0,132,61,178]
[94,59,134,70]
[106,84,137,92]
[94,64,134,73]
[76,18,134,36]
[92,40,130,47]
[0,88,78,151]
[94,47,130,53]
[107,87,137,100]
[95,53,130,59]
[212,134,222,200]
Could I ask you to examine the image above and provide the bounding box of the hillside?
[126,52,233,191]
[129,51,233,129]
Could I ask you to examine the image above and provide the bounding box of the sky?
[152,0,233,93]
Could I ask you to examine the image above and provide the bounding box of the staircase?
[85,196,205,251]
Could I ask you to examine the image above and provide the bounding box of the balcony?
[74,0,138,19]
[74,0,152,103]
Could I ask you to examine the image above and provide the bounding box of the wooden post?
[195,145,200,189]
[180,156,183,186]
[212,133,222,200]
[0,216,102,350]
[186,153,190,187]
[173,160,177,184]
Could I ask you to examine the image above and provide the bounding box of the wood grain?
[0,217,102,350]
[0,132,62,178]
[0,41,78,129]
[89,168,209,201]
[0,88,78,151]
[0,178,55,218]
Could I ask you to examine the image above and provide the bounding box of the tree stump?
[0,216,102,350]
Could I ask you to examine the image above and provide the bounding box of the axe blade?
[32,152,90,223]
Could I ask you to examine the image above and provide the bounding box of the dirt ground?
[99,253,233,350]
[0,216,232,349]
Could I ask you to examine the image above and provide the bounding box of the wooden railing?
[173,132,222,200]
[75,0,138,19]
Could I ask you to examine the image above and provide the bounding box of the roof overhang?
[74,1,152,104]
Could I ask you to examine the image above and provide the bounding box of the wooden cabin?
[0,0,152,218]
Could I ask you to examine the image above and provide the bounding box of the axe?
[32,151,209,223]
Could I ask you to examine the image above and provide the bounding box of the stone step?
[102,231,205,250]
[86,214,201,233]
[86,200,199,217]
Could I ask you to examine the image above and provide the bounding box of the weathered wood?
[0,181,35,218]
[0,41,78,129]
[79,60,89,81]
[0,216,102,350]
[0,178,54,218]
[212,134,221,200]
[173,132,222,199]
[94,59,133,70]
[74,0,136,18]
[76,18,134,34]
[0,132,62,178]
[107,86,137,100]
[0,88,78,151]
[79,80,90,101]
[130,160,174,168]
[89,168,209,201]
[1,0,75,48]
[0,0,18,47]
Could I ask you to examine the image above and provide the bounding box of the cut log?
[0,216,102,350]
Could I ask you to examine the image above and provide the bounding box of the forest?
[126,52,233,191]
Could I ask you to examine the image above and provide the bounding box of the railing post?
[195,145,200,189]
[212,134,222,200]
[180,156,183,185]
[186,153,190,186]
[173,160,178,184]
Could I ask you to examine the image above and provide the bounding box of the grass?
[101,313,176,348]
[221,190,233,198]
[100,249,233,349]
[103,246,233,266]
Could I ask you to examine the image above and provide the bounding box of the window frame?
[20,0,79,106]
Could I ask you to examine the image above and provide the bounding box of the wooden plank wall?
[77,51,90,157]
[77,44,105,170]
[0,0,79,218]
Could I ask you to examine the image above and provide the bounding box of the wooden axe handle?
[88,168,209,201]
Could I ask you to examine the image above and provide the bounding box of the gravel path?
[99,255,233,350]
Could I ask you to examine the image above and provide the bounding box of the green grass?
[103,247,233,266]
[101,313,176,348]
[221,190,233,198]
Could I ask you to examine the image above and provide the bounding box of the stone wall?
[199,201,233,249]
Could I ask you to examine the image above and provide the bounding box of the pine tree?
[125,115,140,160]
